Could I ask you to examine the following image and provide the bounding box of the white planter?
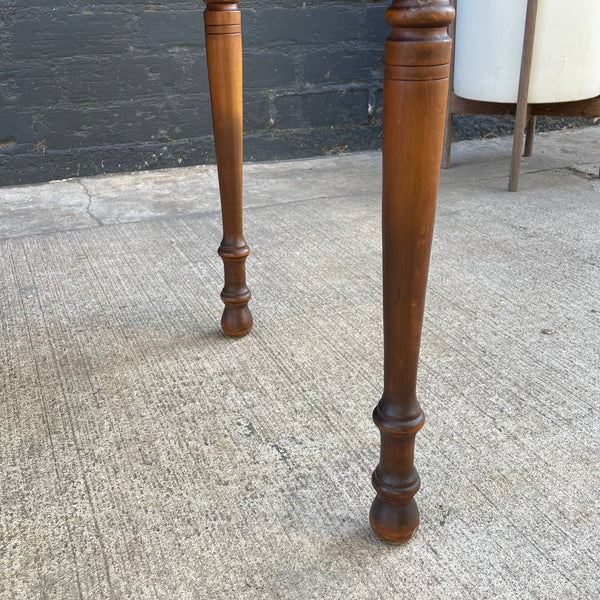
[453,0,600,104]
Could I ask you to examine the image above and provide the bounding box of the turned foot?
[218,242,252,337]
[369,496,420,545]
[370,404,424,544]
[221,303,252,337]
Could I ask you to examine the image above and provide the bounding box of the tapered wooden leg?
[524,115,536,157]
[370,0,454,545]
[442,106,453,168]
[509,101,530,193]
[204,0,252,336]
[509,0,538,192]
[442,0,457,169]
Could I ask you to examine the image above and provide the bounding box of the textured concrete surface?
[1,127,599,599]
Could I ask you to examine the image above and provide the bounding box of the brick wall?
[0,1,389,186]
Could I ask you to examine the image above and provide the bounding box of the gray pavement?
[1,127,599,599]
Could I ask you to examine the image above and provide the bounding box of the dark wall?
[0,1,390,186]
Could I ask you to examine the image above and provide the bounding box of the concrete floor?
[1,127,599,599]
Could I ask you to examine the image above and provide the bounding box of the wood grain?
[370,0,454,544]
[204,0,253,336]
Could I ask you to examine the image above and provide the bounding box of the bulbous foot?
[221,303,253,337]
[369,496,420,545]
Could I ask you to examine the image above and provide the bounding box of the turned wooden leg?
[204,0,252,336]
[370,0,454,545]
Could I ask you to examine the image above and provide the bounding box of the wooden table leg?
[524,114,536,157]
[509,0,538,192]
[370,0,454,545]
[204,0,252,336]
[442,0,457,169]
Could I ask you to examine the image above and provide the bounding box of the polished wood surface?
[204,0,252,336]
[204,0,454,543]
[370,0,454,544]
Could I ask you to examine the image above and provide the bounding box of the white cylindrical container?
[453,0,600,104]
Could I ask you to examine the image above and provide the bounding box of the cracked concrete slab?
[0,179,97,240]
[75,154,385,227]
[1,126,598,241]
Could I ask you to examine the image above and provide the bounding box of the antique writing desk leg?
[204,0,252,336]
[370,0,454,544]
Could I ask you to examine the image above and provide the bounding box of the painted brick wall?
[0,1,389,186]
